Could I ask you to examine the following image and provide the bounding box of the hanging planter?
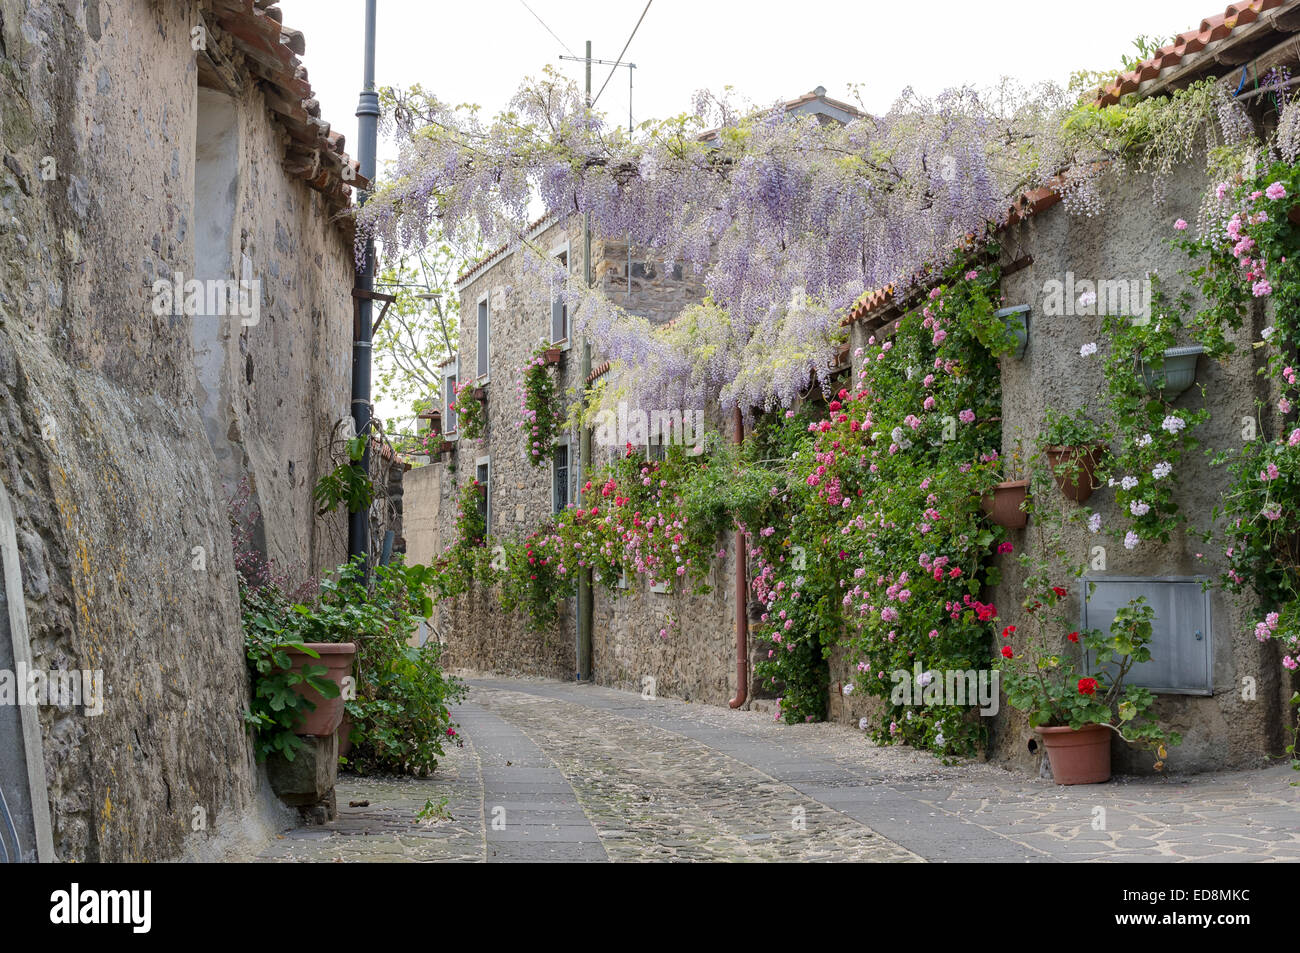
[1045,444,1105,503]
[1137,345,1203,398]
[543,347,563,366]
[995,305,1030,360]
[471,385,488,402]
[1035,724,1112,785]
[980,479,1030,528]
[433,438,456,456]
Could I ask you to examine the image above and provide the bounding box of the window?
[552,442,570,514]
[476,458,491,531]
[550,246,569,344]
[444,367,458,435]
[476,295,489,379]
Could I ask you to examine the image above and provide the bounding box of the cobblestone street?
[256,677,1300,862]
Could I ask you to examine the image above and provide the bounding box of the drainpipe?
[728,406,748,709]
[349,0,379,564]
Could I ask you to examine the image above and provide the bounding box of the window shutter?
[552,297,565,343]
[477,300,489,378]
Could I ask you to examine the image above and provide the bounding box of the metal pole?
[349,0,379,567]
[577,40,594,682]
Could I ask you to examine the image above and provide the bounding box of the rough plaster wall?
[0,0,255,861]
[402,464,440,567]
[833,163,1287,775]
[991,162,1282,775]
[0,0,353,859]
[218,66,352,582]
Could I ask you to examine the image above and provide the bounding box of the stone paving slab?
[251,675,1299,863]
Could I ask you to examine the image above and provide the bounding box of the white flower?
[858,717,869,731]
[1124,531,1140,550]
[842,683,855,696]
[1262,326,1276,341]
[1121,476,1139,491]
[1130,500,1151,517]
[1161,415,1186,434]
[1088,513,1102,534]
[1136,433,1152,447]
[1079,342,1098,357]
[917,671,934,688]
[1152,461,1172,479]
[935,731,946,746]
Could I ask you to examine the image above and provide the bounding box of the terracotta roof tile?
[205,1,365,225]
[1094,0,1294,106]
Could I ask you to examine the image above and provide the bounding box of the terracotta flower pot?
[1036,723,1112,785]
[1045,444,1105,503]
[543,348,563,365]
[285,643,356,737]
[471,386,487,403]
[338,712,354,758]
[980,479,1030,528]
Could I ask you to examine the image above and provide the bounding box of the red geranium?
[1077,677,1098,695]
[1002,625,1016,639]
[1000,645,1014,659]
[1052,586,1068,598]
[1067,631,1079,643]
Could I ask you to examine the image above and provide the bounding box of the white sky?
[279,0,1208,157]
[276,0,1211,423]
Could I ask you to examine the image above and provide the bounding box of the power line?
[592,0,652,107]
[518,0,577,59]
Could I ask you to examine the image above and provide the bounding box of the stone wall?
[422,156,1292,776]
[987,161,1285,775]
[0,0,352,859]
[428,220,755,701]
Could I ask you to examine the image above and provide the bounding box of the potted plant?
[980,444,1029,528]
[283,642,357,736]
[1137,345,1204,398]
[994,304,1030,359]
[451,380,487,440]
[543,347,563,366]
[996,580,1180,784]
[1039,407,1109,503]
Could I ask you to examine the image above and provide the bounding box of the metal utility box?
[1080,575,1213,695]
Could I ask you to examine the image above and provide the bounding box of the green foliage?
[241,556,465,776]
[1177,159,1300,699]
[1040,406,1108,448]
[312,437,376,516]
[521,348,562,467]
[451,381,487,440]
[240,581,341,763]
[1093,278,1207,545]
[997,589,1181,758]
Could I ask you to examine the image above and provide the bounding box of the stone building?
[412,91,860,702]
[413,2,1300,778]
[0,0,360,860]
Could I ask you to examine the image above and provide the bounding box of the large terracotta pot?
[980,479,1029,528]
[285,642,356,737]
[338,712,354,758]
[1036,724,1112,785]
[1045,445,1105,503]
